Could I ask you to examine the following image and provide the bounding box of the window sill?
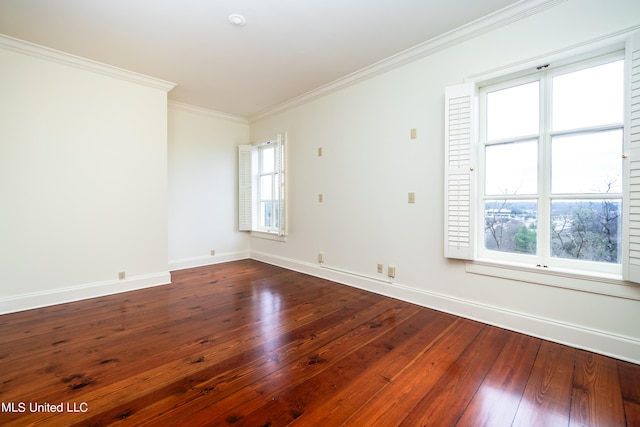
[250,230,287,242]
[466,259,640,301]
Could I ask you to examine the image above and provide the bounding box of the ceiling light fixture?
[228,14,247,27]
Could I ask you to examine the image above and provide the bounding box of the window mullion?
[538,72,552,266]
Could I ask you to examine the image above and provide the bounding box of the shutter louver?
[238,145,253,231]
[444,83,476,260]
[624,31,640,283]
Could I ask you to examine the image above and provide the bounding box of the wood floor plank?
[455,332,541,427]
[2,263,349,425]
[398,325,511,426]
[618,360,640,427]
[0,259,273,339]
[76,291,409,426]
[570,350,626,426]
[624,400,640,427]
[294,310,458,426]
[343,318,484,425]
[162,302,423,425]
[0,260,638,427]
[204,307,431,427]
[0,263,274,363]
[618,359,640,404]
[0,271,366,406]
[224,308,456,427]
[512,340,576,427]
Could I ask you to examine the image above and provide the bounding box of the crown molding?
[0,33,176,92]
[249,0,566,123]
[168,101,249,124]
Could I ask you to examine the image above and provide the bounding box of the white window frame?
[239,133,287,239]
[477,53,624,276]
[444,31,640,296]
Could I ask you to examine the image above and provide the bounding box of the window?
[479,56,624,275]
[257,143,281,231]
[444,31,640,284]
[239,133,286,236]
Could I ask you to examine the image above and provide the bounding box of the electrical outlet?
[118,272,126,280]
[318,252,325,263]
[377,263,383,274]
[410,128,417,139]
[210,250,216,256]
[387,265,396,278]
[318,194,324,203]
[318,147,323,156]
[408,192,416,204]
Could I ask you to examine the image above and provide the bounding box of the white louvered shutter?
[276,133,287,236]
[444,83,476,260]
[238,145,253,231]
[624,31,640,283]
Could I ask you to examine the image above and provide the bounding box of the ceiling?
[0,0,542,119]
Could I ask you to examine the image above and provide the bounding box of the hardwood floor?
[1,260,639,426]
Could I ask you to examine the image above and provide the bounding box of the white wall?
[168,103,250,270]
[249,0,640,363]
[0,38,173,313]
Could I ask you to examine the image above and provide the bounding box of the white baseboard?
[250,251,640,365]
[169,251,250,271]
[0,271,171,315]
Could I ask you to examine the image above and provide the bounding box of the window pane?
[261,146,275,173]
[485,140,537,196]
[273,202,279,229]
[260,201,272,228]
[260,175,272,200]
[551,199,621,263]
[484,200,537,254]
[551,130,622,194]
[487,81,539,140]
[552,60,623,131]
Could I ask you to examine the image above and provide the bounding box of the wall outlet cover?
[387,266,396,278]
